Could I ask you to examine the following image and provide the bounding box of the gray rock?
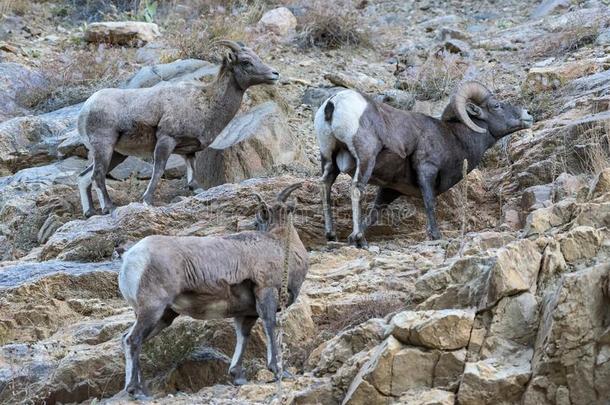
[530,0,571,19]
[596,28,610,46]
[109,154,186,180]
[302,86,344,110]
[125,59,218,89]
[374,89,415,111]
[0,62,47,122]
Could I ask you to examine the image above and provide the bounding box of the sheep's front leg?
[229,316,257,385]
[417,163,442,240]
[255,287,280,378]
[348,156,376,248]
[320,155,340,242]
[142,136,177,205]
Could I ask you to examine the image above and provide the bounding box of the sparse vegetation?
[18,44,134,113]
[512,87,559,122]
[395,51,468,101]
[295,0,370,49]
[579,121,610,175]
[527,15,606,58]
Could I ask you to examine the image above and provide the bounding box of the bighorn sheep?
[314,81,533,246]
[77,40,279,216]
[117,183,307,399]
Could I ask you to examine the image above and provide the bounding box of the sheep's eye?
[494,103,501,109]
[241,60,253,67]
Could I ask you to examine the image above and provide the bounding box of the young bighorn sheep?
[315,81,533,246]
[77,40,279,216]
[118,183,307,399]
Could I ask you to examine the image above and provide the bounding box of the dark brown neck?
[202,66,245,142]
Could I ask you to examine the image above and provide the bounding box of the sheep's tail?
[112,246,126,260]
[324,100,335,123]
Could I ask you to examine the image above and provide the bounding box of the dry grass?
[18,44,134,113]
[512,87,559,122]
[395,51,468,101]
[527,15,606,58]
[580,121,610,175]
[0,0,30,16]
[295,0,370,49]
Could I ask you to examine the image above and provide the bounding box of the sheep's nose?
[271,70,280,78]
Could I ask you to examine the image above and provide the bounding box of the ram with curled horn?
[117,182,308,399]
[314,81,533,246]
[76,39,279,216]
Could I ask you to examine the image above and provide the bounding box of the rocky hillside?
[0,0,609,404]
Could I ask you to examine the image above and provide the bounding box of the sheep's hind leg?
[142,136,177,206]
[417,163,442,240]
[184,154,201,192]
[320,155,340,242]
[255,287,281,379]
[229,316,258,385]
[122,305,167,399]
[92,142,121,215]
[78,164,95,217]
[361,187,402,234]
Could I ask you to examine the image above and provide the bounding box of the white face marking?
[118,239,150,305]
[78,169,93,214]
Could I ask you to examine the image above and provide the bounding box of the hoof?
[325,231,338,242]
[84,209,96,218]
[101,206,115,216]
[230,366,247,386]
[126,386,150,401]
[233,377,248,386]
[427,230,442,240]
[348,232,368,249]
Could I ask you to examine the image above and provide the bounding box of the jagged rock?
[0,62,47,122]
[521,184,552,213]
[573,201,610,229]
[457,359,531,405]
[394,388,455,405]
[525,263,609,404]
[524,199,577,236]
[258,7,297,37]
[559,225,603,262]
[109,154,186,181]
[523,59,606,92]
[589,167,610,199]
[84,21,160,46]
[309,318,387,375]
[390,309,475,350]
[195,102,309,189]
[324,72,384,93]
[433,349,466,391]
[0,103,80,175]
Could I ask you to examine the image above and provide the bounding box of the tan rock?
[433,349,466,391]
[559,225,603,262]
[394,388,455,405]
[84,21,160,46]
[390,309,475,350]
[258,7,297,36]
[457,359,531,405]
[391,347,438,396]
[589,167,610,199]
[524,59,605,92]
[573,202,610,229]
[483,239,541,308]
[324,72,385,93]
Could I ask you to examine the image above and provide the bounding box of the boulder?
[530,0,571,19]
[0,103,81,175]
[390,309,475,350]
[258,7,297,37]
[125,59,218,89]
[0,62,46,122]
[302,86,344,110]
[84,21,161,46]
[395,388,455,405]
[559,225,603,262]
[195,101,309,189]
[457,359,531,405]
[324,72,385,93]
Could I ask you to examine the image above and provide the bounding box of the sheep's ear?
[227,51,238,64]
[256,204,271,223]
[465,102,483,118]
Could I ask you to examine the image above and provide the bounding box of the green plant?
[139,0,157,22]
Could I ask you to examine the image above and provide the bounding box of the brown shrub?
[295,0,370,49]
[395,51,468,101]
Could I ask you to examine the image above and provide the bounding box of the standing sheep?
[77,40,279,216]
[118,183,308,399]
[315,81,533,246]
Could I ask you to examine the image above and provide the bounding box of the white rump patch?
[118,239,150,305]
[326,90,368,155]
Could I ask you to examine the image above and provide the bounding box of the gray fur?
[77,41,279,216]
[117,183,307,399]
[314,81,533,245]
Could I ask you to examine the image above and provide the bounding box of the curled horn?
[213,39,243,53]
[252,192,269,210]
[277,182,303,203]
[444,81,492,134]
